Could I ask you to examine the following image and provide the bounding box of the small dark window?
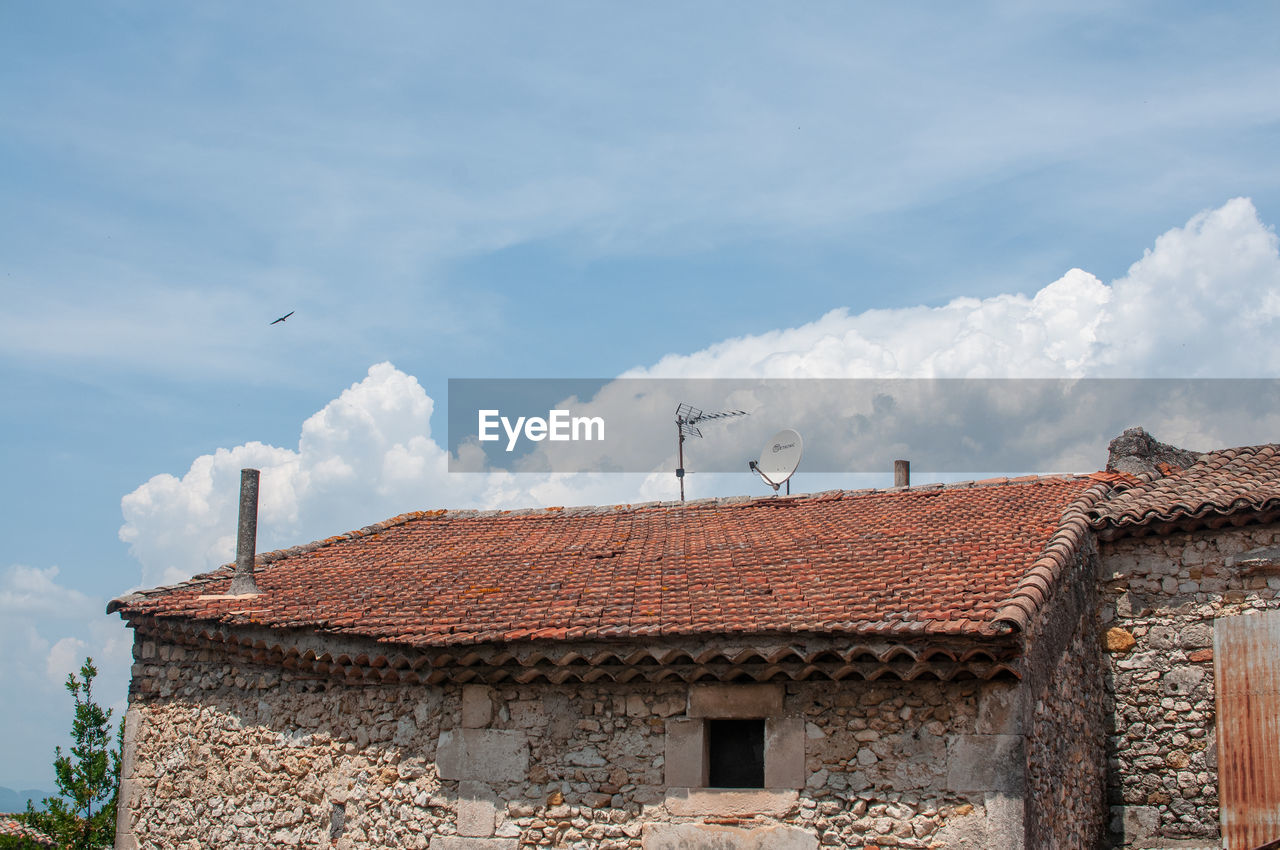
[707,718,765,788]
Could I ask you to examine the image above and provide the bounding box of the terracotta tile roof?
[111,476,1101,646]
[1090,443,1280,533]
[0,815,56,846]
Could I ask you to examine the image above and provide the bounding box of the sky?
[3,2,1280,790]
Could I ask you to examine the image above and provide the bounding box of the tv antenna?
[675,403,748,501]
[749,428,803,495]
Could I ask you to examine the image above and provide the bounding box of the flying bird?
[270,310,295,325]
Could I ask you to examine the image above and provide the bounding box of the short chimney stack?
[894,459,910,488]
[229,468,261,596]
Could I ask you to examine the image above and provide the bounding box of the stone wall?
[1099,522,1280,847]
[1020,541,1107,849]
[117,631,1032,850]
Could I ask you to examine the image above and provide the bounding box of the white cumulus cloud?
[0,565,95,619]
[0,563,132,721]
[120,364,503,587]
[0,564,133,791]
[635,198,1278,380]
[119,198,1280,589]
[45,637,89,687]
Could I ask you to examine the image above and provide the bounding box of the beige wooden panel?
[1215,610,1280,849]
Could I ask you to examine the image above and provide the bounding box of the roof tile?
[112,477,1098,646]
[1091,443,1280,530]
[0,816,56,847]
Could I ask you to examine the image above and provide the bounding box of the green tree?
[19,658,121,849]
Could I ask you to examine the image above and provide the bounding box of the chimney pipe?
[229,468,261,596]
[894,459,910,488]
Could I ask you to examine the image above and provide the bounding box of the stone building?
[107,432,1280,849]
[1093,440,1280,849]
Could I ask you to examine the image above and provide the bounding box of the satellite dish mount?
[675,403,748,502]
[749,428,804,495]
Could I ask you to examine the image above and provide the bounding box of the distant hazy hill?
[0,786,52,813]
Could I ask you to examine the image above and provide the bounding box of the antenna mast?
[675,403,748,502]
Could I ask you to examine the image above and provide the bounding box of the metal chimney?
[229,468,261,596]
[894,459,910,488]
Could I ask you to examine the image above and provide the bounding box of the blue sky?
[3,2,1280,789]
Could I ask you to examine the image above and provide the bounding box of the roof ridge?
[990,478,1116,633]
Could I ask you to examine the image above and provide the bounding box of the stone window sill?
[663,788,799,818]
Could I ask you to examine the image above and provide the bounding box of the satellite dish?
[750,428,803,493]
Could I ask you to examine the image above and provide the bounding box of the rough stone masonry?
[1100,523,1280,847]
[117,641,1042,850]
